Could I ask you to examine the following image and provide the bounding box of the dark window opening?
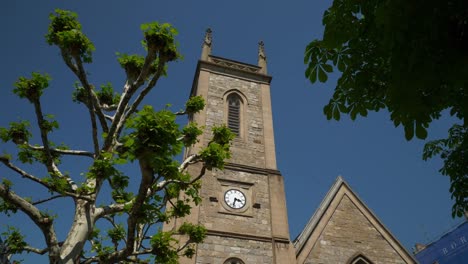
[224,257,245,264]
[349,254,373,264]
[227,93,241,136]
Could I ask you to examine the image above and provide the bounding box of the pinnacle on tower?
[201,28,212,61]
[258,40,267,74]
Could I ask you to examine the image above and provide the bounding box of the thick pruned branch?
[72,55,100,155]
[81,248,154,264]
[103,54,167,152]
[122,59,166,121]
[125,159,155,255]
[0,184,60,255]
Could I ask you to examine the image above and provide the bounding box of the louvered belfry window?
[227,93,241,136]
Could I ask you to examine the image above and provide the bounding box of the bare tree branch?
[0,158,81,197]
[103,54,167,151]
[27,144,94,158]
[32,195,66,205]
[122,60,165,120]
[24,245,49,255]
[100,104,118,112]
[72,56,100,155]
[0,184,60,259]
[0,158,50,188]
[32,99,60,175]
[178,154,200,173]
[125,159,154,255]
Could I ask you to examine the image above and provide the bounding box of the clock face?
[224,189,246,209]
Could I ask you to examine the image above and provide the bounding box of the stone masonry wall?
[198,169,271,236]
[196,235,273,264]
[304,195,406,264]
[204,73,265,168]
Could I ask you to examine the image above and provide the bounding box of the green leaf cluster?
[46,9,95,63]
[2,226,27,254]
[96,83,120,106]
[423,124,468,217]
[306,0,468,216]
[141,22,180,62]
[117,53,162,81]
[13,73,51,103]
[200,125,235,170]
[0,121,31,145]
[181,122,203,147]
[150,231,178,264]
[184,96,205,115]
[305,0,468,139]
[124,106,182,161]
[0,186,18,216]
[17,143,60,165]
[107,224,126,244]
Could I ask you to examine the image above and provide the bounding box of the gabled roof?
[294,176,416,264]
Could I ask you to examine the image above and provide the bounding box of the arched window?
[227,93,241,136]
[348,254,373,264]
[224,257,245,264]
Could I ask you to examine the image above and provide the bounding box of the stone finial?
[201,28,212,61]
[258,41,267,74]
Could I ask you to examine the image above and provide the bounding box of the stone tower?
[167,29,296,264]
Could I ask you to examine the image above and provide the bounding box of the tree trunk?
[59,199,95,264]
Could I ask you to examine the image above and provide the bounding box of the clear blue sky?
[0,1,463,262]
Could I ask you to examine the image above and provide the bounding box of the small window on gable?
[227,93,241,136]
[224,257,245,264]
[349,254,373,264]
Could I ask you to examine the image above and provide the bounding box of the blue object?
[415,221,468,264]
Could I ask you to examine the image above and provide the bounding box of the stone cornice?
[198,57,271,83]
[224,162,282,176]
[207,230,291,244]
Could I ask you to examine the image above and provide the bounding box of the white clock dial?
[224,189,246,209]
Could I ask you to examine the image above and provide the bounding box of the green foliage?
[107,224,126,244]
[423,124,468,217]
[306,0,468,216]
[1,8,233,263]
[211,125,235,146]
[200,125,235,170]
[123,106,182,162]
[181,122,203,147]
[41,114,59,133]
[0,187,18,216]
[43,175,70,194]
[87,152,122,180]
[2,226,27,254]
[72,82,87,104]
[96,83,120,106]
[141,22,180,62]
[116,53,161,81]
[150,231,178,264]
[16,144,59,165]
[13,73,51,103]
[46,9,94,63]
[0,121,32,145]
[185,96,205,115]
[178,222,206,244]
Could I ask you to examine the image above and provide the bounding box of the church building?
[164,29,417,264]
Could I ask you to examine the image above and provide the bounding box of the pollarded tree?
[0,9,234,264]
[304,0,467,217]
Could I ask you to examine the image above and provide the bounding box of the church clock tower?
[166,29,296,264]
